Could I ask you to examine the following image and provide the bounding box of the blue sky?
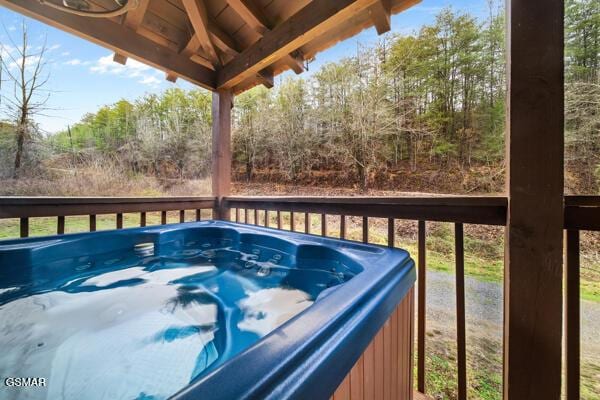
[0,0,491,133]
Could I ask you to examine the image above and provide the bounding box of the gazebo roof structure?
[1,0,419,93]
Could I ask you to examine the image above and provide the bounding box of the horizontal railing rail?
[0,194,598,400]
[0,196,216,237]
[224,194,600,400]
[223,196,508,226]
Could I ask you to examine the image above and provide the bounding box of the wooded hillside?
[1,0,598,195]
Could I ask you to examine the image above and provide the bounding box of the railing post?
[505,0,564,398]
[89,214,96,232]
[417,220,426,394]
[565,229,580,400]
[57,216,65,235]
[211,89,232,221]
[455,223,466,400]
[20,217,28,238]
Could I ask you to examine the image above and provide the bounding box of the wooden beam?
[115,0,148,63]
[113,52,128,65]
[254,68,274,88]
[226,0,269,34]
[212,90,233,220]
[208,21,241,56]
[504,0,564,398]
[181,35,215,70]
[123,0,150,30]
[0,0,215,90]
[182,0,220,66]
[166,72,177,82]
[227,0,305,76]
[283,53,305,74]
[369,0,391,35]
[218,0,378,89]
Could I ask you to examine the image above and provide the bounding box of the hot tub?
[0,221,415,400]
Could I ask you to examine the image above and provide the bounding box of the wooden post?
[211,89,233,220]
[564,230,580,400]
[505,0,564,398]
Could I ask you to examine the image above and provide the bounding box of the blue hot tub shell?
[0,220,415,400]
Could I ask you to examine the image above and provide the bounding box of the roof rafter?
[112,0,150,65]
[226,0,305,75]
[123,0,150,30]
[0,0,216,90]
[182,0,221,67]
[218,0,380,89]
[226,0,269,34]
[369,0,391,35]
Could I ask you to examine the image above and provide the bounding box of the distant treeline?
[15,1,599,193]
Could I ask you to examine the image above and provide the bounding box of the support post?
[504,0,564,398]
[211,89,233,220]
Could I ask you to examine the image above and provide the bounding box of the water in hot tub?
[0,237,354,400]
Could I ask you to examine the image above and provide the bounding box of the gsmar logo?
[4,377,47,387]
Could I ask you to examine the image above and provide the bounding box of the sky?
[0,0,490,134]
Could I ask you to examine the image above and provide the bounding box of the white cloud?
[61,51,70,56]
[139,75,161,86]
[64,58,82,65]
[47,44,61,51]
[89,54,163,86]
[7,25,16,31]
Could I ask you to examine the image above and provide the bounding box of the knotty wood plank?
[383,319,391,400]
[349,356,364,400]
[363,341,375,399]
[374,326,384,399]
[390,304,398,400]
[504,0,564,398]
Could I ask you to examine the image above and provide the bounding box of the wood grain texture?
[504,0,564,398]
[330,288,414,400]
[211,90,233,220]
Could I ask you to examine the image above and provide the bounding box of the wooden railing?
[223,195,600,400]
[563,196,600,400]
[0,196,216,237]
[0,194,597,400]
[224,196,506,400]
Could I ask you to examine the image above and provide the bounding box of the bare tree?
[1,21,51,178]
